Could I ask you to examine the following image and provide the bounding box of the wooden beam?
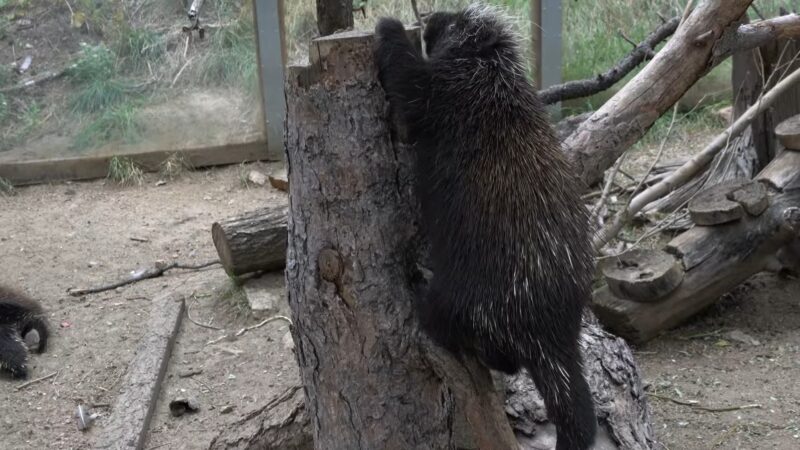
[0,139,266,186]
[94,291,185,450]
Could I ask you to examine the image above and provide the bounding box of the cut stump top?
[775,114,800,150]
[599,249,684,303]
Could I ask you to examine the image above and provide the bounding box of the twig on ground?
[67,260,220,296]
[15,371,58,391]
[185,295,223,331]
[648,393,761,413]
[590,151,628,222]
[206,315,293,346]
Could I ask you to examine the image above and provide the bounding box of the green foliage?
[106,155,144,186]
[70,78,128,113]
[73,102,140,150]
[115,27,165,73]
[203,17,258,93]
[67,43,115,84]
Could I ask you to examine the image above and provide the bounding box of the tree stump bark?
[211,205,288,276]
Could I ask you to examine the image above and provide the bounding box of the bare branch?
[712,14,800,66]
[539,17,680,105]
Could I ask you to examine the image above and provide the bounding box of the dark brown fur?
[374,4,596,449]
[0,285,49,379]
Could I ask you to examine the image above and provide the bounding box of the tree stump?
[599,249,684,302]
[775,114,800,150]
[211,205,288,276]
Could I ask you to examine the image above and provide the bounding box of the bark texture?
[212,205,288,276]
[284,30,517,449]
[507,314,653,450]
[316,0,353,36]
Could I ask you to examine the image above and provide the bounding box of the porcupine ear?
[422,12,456,56]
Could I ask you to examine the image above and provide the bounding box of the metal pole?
[253,0,287,161]
[531,0,562,118]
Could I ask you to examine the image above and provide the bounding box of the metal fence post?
[253,0,287,161]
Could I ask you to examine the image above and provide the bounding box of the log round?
[730,181,769,216]
[211,205,288,276]
[775,114,800,150]
[688,181,747,225]
[599,249,684,303]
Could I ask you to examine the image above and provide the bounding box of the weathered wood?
[688,180,747,225]
[775,114,800,150]
[592,150,800,342]
[208,385,312,450]
[94,292,185,450]
[211,205,288,276]
[316,0,352,36]
[599,249,684,303]
[730,181,769,215]
[563,1,757,187]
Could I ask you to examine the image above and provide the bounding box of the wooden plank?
[0,139,267,186]
[94,292,185,450]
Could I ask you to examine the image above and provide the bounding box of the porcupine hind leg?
[525,345,596,450]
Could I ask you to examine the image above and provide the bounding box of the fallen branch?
[205,315,293,346]
[67,260,220,296]
[539,16,680,105]
[593,65,800,249]
[0,70,67,93]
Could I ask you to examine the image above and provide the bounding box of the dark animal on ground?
[374,5,597,449]
[0,285,49,379]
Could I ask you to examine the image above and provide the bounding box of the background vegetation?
[1,0,798,156]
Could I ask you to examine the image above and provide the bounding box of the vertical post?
[531,0,563,118]
[253,0,287,161]
[316,0,353,36]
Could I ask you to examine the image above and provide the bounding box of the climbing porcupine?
[0,285,49,379]
[374,4,597,449]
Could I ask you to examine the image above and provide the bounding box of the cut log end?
[775,114,800,150]
[211,205,288,276]
[688,181,747,225]
[599,249,684,302]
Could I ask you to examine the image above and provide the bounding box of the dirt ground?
[1,163,799,450]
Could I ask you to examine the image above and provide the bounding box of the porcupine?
[374,4,597,449]
[0,285,49,379]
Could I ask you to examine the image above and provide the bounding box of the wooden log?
[211,205,288,276]
[592,150,800,343]
[94,291,185,450]
[599,249,684,303]
[775,114,800,150]
[730,181,769,215]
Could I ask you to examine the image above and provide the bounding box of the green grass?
[115,27,165,73]
[0,176,14,196]
[107,156,144,186]
[202,12,260,94]
[0,93,7,124]
[73,102,141,150]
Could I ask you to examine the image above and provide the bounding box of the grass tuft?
[159,152,194,180]
[74,102,140,150]
[107,156,144,186]
[0,176,15,196]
